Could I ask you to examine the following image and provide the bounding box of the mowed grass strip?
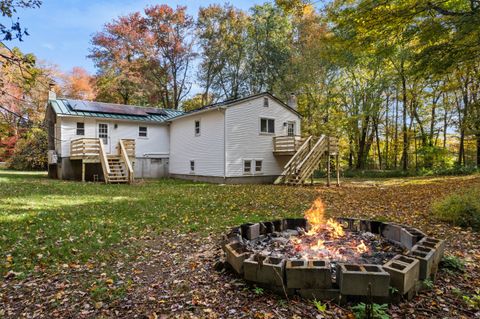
[0,170,318,274]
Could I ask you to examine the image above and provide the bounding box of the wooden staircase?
[274,135,338,185]
[106,156,129,183]
[70,137,135,184]
[96,138,135,184]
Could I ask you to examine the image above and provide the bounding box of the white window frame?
[190,160,195,174]
[98,123,108,145]
[287,121,296,136]
[194,120,200,136]
[260,117,275,135]
[139,126,148,138]
[263,97,269,107]
[243,159,252,175]
[255,160,263,174]
[76,122,85,136]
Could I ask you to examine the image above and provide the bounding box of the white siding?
[58,117,169,158]
[169,110,225,176]
[225,97,301,177]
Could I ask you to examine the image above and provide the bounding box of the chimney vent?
[48,82,56,100]
[287,93,297,110]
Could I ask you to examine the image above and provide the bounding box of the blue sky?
[8,0,260,74]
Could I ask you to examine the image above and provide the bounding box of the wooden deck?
[70,138,101,162]
[70,138,135,183]
[273,135,307,155]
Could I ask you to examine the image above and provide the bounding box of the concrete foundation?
[169,174,278,184]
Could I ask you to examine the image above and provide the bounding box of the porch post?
[81,161,86,182]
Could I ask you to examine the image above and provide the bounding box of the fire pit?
[222,200,446,302]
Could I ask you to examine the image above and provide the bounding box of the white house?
[45,92,330,184]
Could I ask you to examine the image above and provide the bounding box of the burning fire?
[293,198,371,262]
[305,199,345,238]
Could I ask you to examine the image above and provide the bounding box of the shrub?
[432,189,480,230]
[6,128,48,170]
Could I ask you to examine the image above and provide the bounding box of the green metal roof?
[50,99,184,123]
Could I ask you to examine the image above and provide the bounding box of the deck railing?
[273,135,306,154]
[70,138,101,158]
[119,139,134,184]
[98,139,111,183]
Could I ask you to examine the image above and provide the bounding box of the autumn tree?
[196,4,249,101]
[60,67,96,100]
[89,12,146,105]
[141,5,195,109]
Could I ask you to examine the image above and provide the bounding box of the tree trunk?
[443,93,448,149]
[401,72,408,171]
[477,134,480,168]
[394,86,399,169]
[374,117,382,169]
[385,93,390,169]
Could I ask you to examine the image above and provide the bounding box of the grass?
[0,170,319,275]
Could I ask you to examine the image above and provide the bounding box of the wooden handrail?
[98,138,110,183]
[283,136,313,170]
[119,139,134,184]
[297,135,326,171]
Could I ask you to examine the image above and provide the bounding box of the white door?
[287,122,295,136]
[98,123,110,152]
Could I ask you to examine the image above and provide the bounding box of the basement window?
[260,118,275,134]
[194,120,200,136]
[76,122,85,136]
[139,126,148,137]
[190,160,195,173]
[243,160,252,174]
[255,160,263,173]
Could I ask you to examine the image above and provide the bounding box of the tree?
[142,5,195,109]
[196,4,249,101]
[0,0,41,41]
[246,3,293,94]
[60,67,96,100]
[89,12,146,105]
[90,5,195,109]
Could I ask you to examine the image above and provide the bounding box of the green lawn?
[0,170,318,275]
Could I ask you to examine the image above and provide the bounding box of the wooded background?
[1,0,479,171]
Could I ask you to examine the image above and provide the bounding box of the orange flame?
[304,199,326,232]
[304,198,344,238]
[356,240,368,253]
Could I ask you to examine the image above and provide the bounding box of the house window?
[139,126,148,137]
[194,120,200,136]
[260,118,275,134]
[255,160,263,173]
[190,160,195,173]
[263,97,269,107]
[244,160,252,174]
[76,122,85,135]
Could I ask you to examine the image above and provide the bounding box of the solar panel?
[143,107,167,116]
[66,100,149,116]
